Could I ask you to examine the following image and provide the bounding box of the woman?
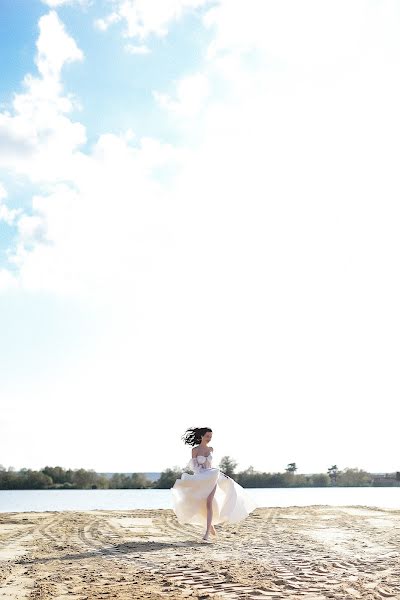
[171,427,257,542]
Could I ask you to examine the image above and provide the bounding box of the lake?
[0,487,399,513]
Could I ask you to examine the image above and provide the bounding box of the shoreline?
[1,505,400,599]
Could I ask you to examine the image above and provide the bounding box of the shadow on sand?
[15,539,208,566]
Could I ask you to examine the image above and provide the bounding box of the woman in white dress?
[171,427,257,542]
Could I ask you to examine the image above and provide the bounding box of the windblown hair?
[181,427,212,446]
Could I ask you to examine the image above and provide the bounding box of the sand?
[1,505,400,599]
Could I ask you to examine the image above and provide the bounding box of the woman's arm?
[190,447,203,471]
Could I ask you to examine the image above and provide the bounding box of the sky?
[1,0,400,476]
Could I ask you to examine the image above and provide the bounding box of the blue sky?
[0,2,43,98]
[1,0,400,475]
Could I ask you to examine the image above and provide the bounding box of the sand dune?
[1,505,400,599]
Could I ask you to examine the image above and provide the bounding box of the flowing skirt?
[171,468,258,527]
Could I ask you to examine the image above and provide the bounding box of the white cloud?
[0,204,19,226]
[204,0,368,66]
[153,73,209,117]
[0,182,6,201]
[0,183,21,225]
[0,268,18,291]
[95,0,213,39]
[125,43,150,55]
[17,214,48,245]
[94,12,122,32]
[4,133,183,296]
[36,11,83,80]
[0,11,85,182]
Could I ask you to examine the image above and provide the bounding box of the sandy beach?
[1,505,400,599]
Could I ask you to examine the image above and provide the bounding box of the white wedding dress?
[171,451,257,527]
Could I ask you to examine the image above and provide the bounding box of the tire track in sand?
[77,510,284,599]
[235,506,400,599]
[6,507,400,600]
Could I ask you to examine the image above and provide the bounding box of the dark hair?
[181,427,212,446]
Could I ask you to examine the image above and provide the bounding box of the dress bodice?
[186,451,213,473]
[196,452,213,464]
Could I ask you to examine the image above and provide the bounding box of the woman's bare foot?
[202,533,211,542]
[210,525,217,536]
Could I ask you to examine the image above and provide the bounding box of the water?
[0,487,399,513]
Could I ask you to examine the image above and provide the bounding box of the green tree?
[154,467,182,489]
[19,469,53,489]
[129,473,152,489]
[110,473,124,489]
[336,467,372,486]
[285,462,297,473]
[0,467,19,489]
[108,473,150,489]
[42,466,67,484]
[219,456,237,477]
[310,473,330,486]
[72,468,98,489]
[328,465,340,485]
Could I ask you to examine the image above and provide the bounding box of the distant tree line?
[158,458,400,488]
[1,459,399,490]
[0,465,151,490]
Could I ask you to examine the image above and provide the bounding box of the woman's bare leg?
[203,484,217,540]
